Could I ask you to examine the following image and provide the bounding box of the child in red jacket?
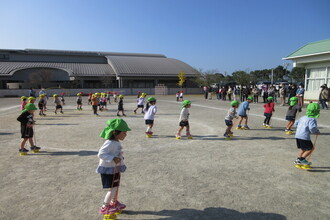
[263,96,275,128]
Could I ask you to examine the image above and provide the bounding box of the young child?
[176,100,192,139]
[91,93,99,116]
[38,94,47,116]
[134,93,146,114]
[17,103,40,154]
[113,92,118,103]
[61,92,66,105]
[144,97,157,137]
[77,92,83,110]
[285,97,302,133]
[21,96,27,110]
[294,103,321,167]
[236,96,253,130]
[117,95,126,117]
[179,90,184,101]
[263,96,275,128]
[106,91,111,104]
[53,94,63,114]
[97,118,131,215]
[100,93,107,111]
[224,100,239,139]
[88,93,93,105]
[136,91,141,98]
[176,91,180,102]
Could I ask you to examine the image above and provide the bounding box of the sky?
[0,0,330,74]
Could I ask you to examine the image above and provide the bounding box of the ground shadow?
[0,132,14,135]
[37,123,80,126]
[33,150,97,156]
[123,207,286,220]
[307,167,330,173]
[35,117,63,120]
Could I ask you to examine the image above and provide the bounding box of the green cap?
[100,118,131,139]
[289,97,298,106]
[147,97,156,102]
[247,96,254,101]
[22,103,37,113]
[230,100,240,107]
[267,96,273,101]
[306,103,320,118]
[182,100,191,107]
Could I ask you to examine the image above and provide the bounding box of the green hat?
[289,97,298,106]
[147,97,156,102]
[182,100,191,107]
[247,96,254,101]
[306,103,320,118]
[100,118,131,139]
[267,96,273,101]
[230,100,240,107]
[22,103,37,113]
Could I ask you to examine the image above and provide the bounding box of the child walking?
[21,96,27,110]
[61,92,66,105]
[17,103,40,154]
[236,96,253,130]
[113,92,118,103]
[224,100,239,139]
[294,103,321,167]
[106,91,111,104]
[176,91,180,102]
[92,93,99,116]
[53,94,63,114]
[134,93,146,114]
[97,118,131,215]
[88,93,92,105]
[263,96,275,128]
[285,97,302,134]
[117,95,126,117]
[144,97,157,137]
[176,100,192,139]
[77,92,83,110]
[38,94,47,116]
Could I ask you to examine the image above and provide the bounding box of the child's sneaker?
[300,159,312,165]
[285,129,289,132]
[30,146,41,150]
[111,200,126,210]
[223,133,230,138]
[117,114,121,117]
[263,123,267,128]
[242,125,250,130]
[19,148,29,152]
[133,110,137,114]
[266,125,272,128]
[175,133,181,139]
[236,125,242,130]
[123,114,127,117]
[99,204,119,215]
[294,158,302,165]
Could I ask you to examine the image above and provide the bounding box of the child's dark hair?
[109,130,122,140]
[145,101,156,111]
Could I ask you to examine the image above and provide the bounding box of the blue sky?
[0,0,329,74]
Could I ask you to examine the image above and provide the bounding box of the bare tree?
[29,68,53,84]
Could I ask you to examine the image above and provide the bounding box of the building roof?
[284,38,330,59]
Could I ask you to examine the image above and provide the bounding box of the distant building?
[0,49,197,89]
[283,38,330,100]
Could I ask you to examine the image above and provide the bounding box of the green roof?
[285,38,330,58]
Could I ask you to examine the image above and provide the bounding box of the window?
[306,67,328,91]
[0,54,9,60]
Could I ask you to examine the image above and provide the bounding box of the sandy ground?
[0,95,329,220]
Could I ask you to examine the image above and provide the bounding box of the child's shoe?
[242,125,250,130]
[123,114,127,117]
[236,125,242,130]
[141,111,145,114]
[224,133,231,139]
[133,110,137,114]
[111,200,126,210]
[263,123,267,128]
[60,111,63,114]
[300,159,312,165]
[186,132,192,139]
[175,133,181,139]
[266,124,272,128]
[54,111,57,114]
[117,114,121,117]
[228,132,234,137]
[30,146,41,150]
[294,158,302,165]
[99,204,119,215]
[19,148,29,153]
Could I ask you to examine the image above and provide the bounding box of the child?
[263,96,275,128]
[97,118,131,215]
[236,96,253,130]
[100,93,107,111]
[53,94,63,114]
[77,92,83,110]
[113,92,118,103]
[134,93,146,114]
[88,93,93,105]
[106,91,111,104]
[117,95,126,117]
[179,90,184,101]
[294,103,321,166]
[136,91,141,98]
[61,92,66,105]
[176,91,180,102]
[17,103,40,154]
[285,97,302,133]
[91,94,99,116]
[28,96,36,104]
[144,97,157,137]
[176,100,192,139]
[224,100,239,138]
[21,96,27,110]
[38,94,47,116]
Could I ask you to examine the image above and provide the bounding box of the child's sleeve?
[98,142,115,162]
[17,113,23,122]
[309,119,320,134]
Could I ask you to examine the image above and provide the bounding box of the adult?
[252,85,259,103]
[203,86,208,100]
[288,84,297,105]
[28,87,36,98]
[296,84,305,107]
[319,84,329,110]
[279,84,286,106]
[208,86,213,100]
[227,86,233,101]
[261,84,268,103]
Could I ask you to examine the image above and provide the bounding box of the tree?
[289,67,305,83]
[29,68,53,85]
[192,68,221,86]
[177,71,186,87]
[232,71,250,85]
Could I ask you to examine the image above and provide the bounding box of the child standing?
[97,118,131,215]
[117,95,126,117]
[53,94,63,114]
[176,100,192,139]
[176,91,180,102]
[236,96,253,130]
[294,103,321,167]
[285,97,302,133]
[21,96,27,110]
[144,97,157,137]
[134,93,146,114]
[17,103,40,154]
[224,100,240,139]
[106,91,111,104]
[113,92,118,103]
[77,92,83,110]
[61,92,66,105]
[88,93,92,105]
[38,94,47,116]
[92,93,99,116]
[100,93,107,111]
[179,90,184,101]
[263,96,275,128]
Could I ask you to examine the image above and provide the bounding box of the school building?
[283,38,330,100]
[0,48,198,91]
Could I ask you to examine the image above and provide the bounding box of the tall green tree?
[289,67,305,83]
[232,71,250,85]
